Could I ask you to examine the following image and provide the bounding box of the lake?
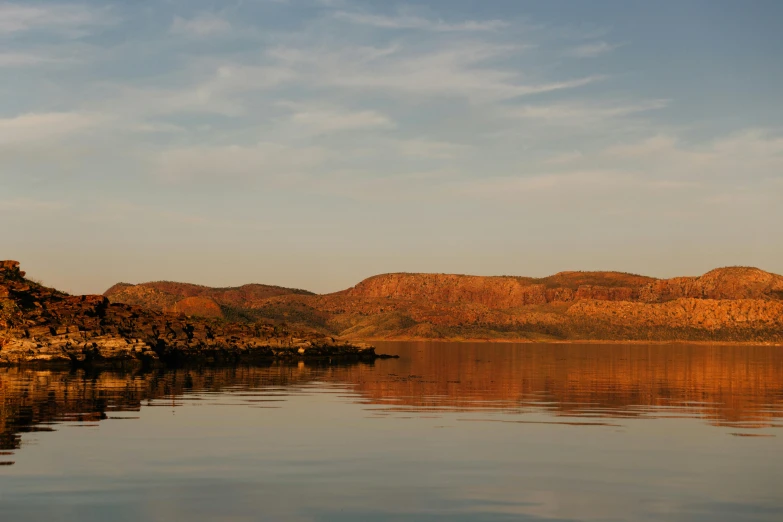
[1,342,782,521]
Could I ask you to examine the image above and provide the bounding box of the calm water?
[1,342,782,521]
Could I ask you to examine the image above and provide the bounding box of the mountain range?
[104,267,783,343]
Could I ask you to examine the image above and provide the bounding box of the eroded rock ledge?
[0,261,395,367]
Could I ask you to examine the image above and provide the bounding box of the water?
[1,342,782,521]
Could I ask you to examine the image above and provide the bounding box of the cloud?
[128,122,187,134]
[459,170,629,198]
[0,197,67,212]
[509,99,668,127]
[566,41,621,58]
[0,47,82,67]
[155,142,330,182]
[84,201,209,226]
[170,14,232,37]
[584,130,783,196]
[286,106,394,134]
[306,168,455,201]
[544,150,585,165]
[0,112,102,145]
[333,11,508,32]
[396,139,468,159]
[452,128,783,208]
[0,3,109,36]
[100,63,295,118]
[268,43,600,102]
[0,51,51,66]
[604,135,679,157]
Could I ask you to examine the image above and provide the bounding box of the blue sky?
[2,0,782,294]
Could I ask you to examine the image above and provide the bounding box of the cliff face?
[345,267,783,305]
[103,266,783,343]
[0,261,377,366]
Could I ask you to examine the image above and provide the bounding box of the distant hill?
[104,281,314,320]
[104,267,783,343]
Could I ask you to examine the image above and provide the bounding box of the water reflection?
[367,343,783,428]
[2,343,781,462]
[1,343,782,521]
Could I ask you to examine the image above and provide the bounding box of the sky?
[1,0,782,294]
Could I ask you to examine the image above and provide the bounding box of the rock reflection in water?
[0,360,377,454]
[1,343,782,462]
[367,342,783,427]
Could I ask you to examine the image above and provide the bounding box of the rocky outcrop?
[0,261,389,366]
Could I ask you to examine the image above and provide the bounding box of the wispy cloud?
[87,201,209,226]
[604,134,680,157]
[0,47,82,67]
[449,128,783,209]
[458,170,629,198]
[0,197,67,212]
[100,63,295,118]
[0,3,110,36]
[0,51,51,66]
[155,142,330,182]
[306,168,455,201]
[285,105,394,135]
[170,13,232,37]
[333,11,507,32]
[396,139,468,159]
[544,150,584,165]
[566,41,621,58]
[0,112,102,145]
[585,130,783,197]
[509,99,668,126]
[268,42,600,102]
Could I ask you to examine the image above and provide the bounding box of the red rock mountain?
[344,267,783,303]
[104,267,783,343]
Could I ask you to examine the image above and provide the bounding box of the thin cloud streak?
[155,142,331,182]
[170,13,232,37]
[566,41,622,58]
[0,112,103,145]
[333,11,508,32]
[0,197,67,212]
[509,99,669,126]
[267,42,601,102]
[0,51,52,66]
[284,105,395,135]
[0,2,110,35]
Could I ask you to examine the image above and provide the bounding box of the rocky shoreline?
[0,261,396,367]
